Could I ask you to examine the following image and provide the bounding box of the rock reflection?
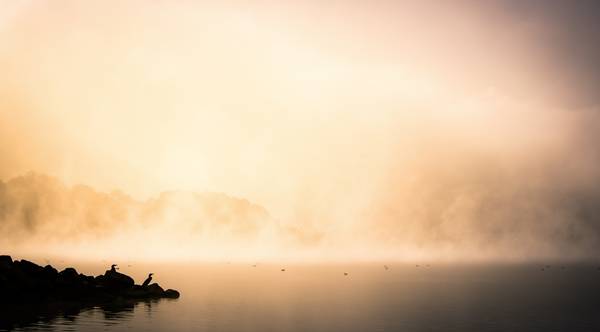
[0,298,168,331]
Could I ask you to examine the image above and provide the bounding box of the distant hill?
[0,172,274,244]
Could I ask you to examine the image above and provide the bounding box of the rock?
[147,283,164,295]
[15,260,43,275]
[125,283,181,299]
[0,255,12,269]
[55,268,84,296]
[79,274,95,285]
[0,254,180,302]
[9,264,36,290]
[164,289,180,298]
[41,265,58,280]
[58,268,79,283]
[102,270,135,289]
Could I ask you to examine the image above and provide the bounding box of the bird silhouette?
[142,273,154,287]
[344,272,348,276]
[281,268,286,272]
[384,265,389,270]
[110,264,119,272]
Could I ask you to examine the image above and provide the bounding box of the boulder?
[41,265,58,280]
[102,270,135,289]
[9,264,35,290]
[58,268,79,282]
[56,267,85,294]
[0,255,12,269]
[164,289,180,298]
[15,260,43,275]
[147,283,164,296]
[79,274,95,285]
[126,284,180,299]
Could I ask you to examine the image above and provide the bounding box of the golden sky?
[1,0,599,261]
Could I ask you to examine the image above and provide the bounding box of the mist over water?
[0,2,600,261]
[2,1,600,332]
[1,1,600,262]
[3,105,600,263]
[2,98,600,263]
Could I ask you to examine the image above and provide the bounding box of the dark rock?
[147,283,164,295]
[79,273,95,285]
[102,270,135,289]
[164,289,180,298]
[10,265,35,290]
[0,255,180,303]
[58,268,79,284]
[15,260,43,275]
[0,255,12,269]
[41,265,58,280]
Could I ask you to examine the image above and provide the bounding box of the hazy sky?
[1,0,599,261]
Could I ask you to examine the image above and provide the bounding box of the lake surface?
[2,262,600,332]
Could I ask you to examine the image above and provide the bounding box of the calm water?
[2,263,600,332]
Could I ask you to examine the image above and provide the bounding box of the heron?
[142,273,154,287]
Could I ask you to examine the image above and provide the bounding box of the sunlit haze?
[1,0,600,262]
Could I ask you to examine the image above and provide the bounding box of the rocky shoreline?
[0,255,180,301]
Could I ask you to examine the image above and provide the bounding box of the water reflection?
[3,264,600,332]
[0,298,170,331]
